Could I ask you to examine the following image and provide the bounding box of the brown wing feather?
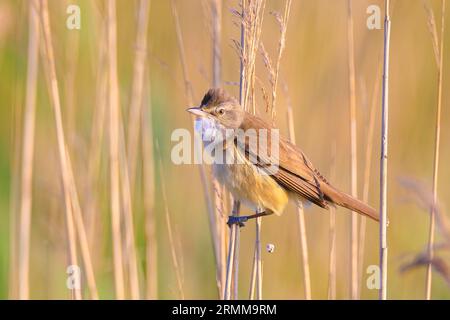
[237,113,329,207]
[237,112,379,221]
[274,168,329,209]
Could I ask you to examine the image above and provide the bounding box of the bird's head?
[187,88,245,130]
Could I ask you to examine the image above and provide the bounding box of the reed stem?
[425,0,446,300]
[379,0,391,301]
[40,0,83,300]
[107,0,125,299]
[287,101,311,300]
[18,0,40,300]
[346,0,359,300]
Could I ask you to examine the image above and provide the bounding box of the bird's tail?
[323,184,379,221]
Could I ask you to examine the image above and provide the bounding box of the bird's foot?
[227,215,248,228]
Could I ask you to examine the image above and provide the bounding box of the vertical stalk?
[127,0,151,196]
[228,0,248,301]
[40,1,98,299]
[18,0,40,300]
[224,201,239,299]
[142,74,157,299]
[248,245,257,299]
[425,0,446,300]
[170,1,221,293]
[211,0,227,299]
[346,0,358,300]
[119,114,140,299]
[66,150,99,299]
[156,142,185,299]
[287,104,311,300]
[212,0,222,88]
[255,218,262,299]
[85,17,107,252]
[327,142,337,300]
[107,0,125,300]
[232,218,241,300]
[357,58,382,299]
[379,0,391,301]
[39,0,81,300]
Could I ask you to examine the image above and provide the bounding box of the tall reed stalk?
[65,150,99,299]
[379,0,391,300]
[86,13,107,252]
[211,0,227,299]
[40,0,78,299]
[287,100,311,300]
[169,0,221,297]
[107,0,125,300]
[229,0,246,299]
[327,142,337,299]
[357,57,382,299]
[118,115,140,299]
[142,73,157,299]
[40,1,99,299]
[346,0,359,300]
[39,0,97,300]
[425,0,446,300]
[125,0,153,299]
[225,0,267,300]
[18,0,39,300]
[127,0,151,196]
[156,142,185,299]
[224,201,239,300]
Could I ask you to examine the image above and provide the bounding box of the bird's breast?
[213,147,288,215]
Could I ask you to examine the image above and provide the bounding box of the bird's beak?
[186,106,208,117]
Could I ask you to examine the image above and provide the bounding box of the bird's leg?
[227,211,269,228]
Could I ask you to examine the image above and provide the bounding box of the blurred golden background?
[0,0,449,299]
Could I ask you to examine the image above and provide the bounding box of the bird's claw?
[227,216,248,228]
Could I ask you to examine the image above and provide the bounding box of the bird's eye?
[217,108,225,115]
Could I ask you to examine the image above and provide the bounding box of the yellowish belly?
[213,149,289,215]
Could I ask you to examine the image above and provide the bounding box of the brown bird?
[187,88,379,226]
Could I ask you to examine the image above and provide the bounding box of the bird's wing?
[237,113,329,208]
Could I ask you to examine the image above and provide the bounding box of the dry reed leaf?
[422,0,440,67]
[398,176,450,243]
[400,253,450,286]
[259,43,275,87]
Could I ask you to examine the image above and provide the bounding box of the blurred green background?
[0,0,449,299]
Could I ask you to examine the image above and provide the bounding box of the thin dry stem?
[127,0,151,196]
[237,0,267,301]
[212,0,222,88]
[269,0,291,122]
[119,110,140,299]
[357,57,382,299]
[379,0,391,300]
[63,10,79,149]
[224,201,239,300]
[211,0,227,298]
[347,0,358,300]
[255,217,262,299]
[18,0,39,300]
[107,0,125,300]
[170,1,221,285]
[286,93,311,300]
[248,244,257,299]
[142,75,157,299]
[422,0,440,67]
[156,142,185,299]
[328,142,337,300]
[65,150,99,299]
[39,0,81,300]
[425,0,446,300]
[86,19,108,250]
